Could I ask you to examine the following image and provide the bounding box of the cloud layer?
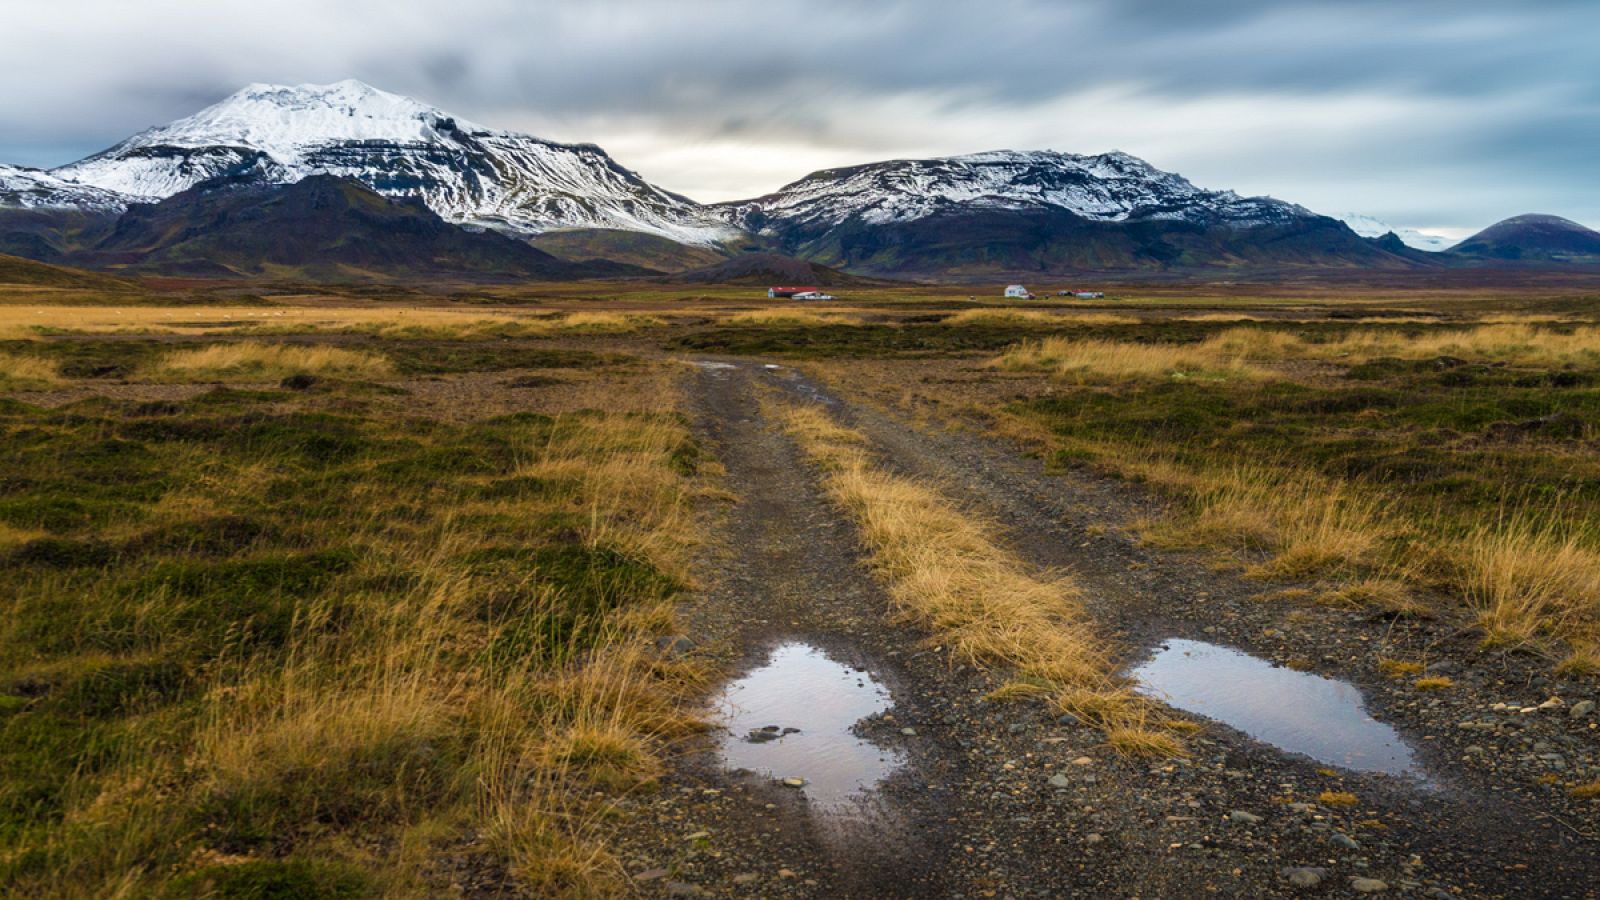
[2,0,1594,233]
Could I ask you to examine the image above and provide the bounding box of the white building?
[1004,284,1034,299]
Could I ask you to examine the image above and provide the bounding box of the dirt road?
[618,360,1599,898]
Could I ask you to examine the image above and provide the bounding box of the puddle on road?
[1131,638,1421,778]
[689,360,738,371]
[714,642,904,815]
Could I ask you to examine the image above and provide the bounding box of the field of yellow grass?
[0,305,669,340]
[152,342,396,380]
[991,319,1600,670]
[0,355,709,896]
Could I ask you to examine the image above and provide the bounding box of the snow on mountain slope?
[1338,213,1456,252]
[0,163,129,212]
[49,80,737,246]
[719,150,1317,235]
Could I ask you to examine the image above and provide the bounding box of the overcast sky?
[2,0,1595,235]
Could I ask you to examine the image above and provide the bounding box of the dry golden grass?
[725,309,862,326]
[996,335,1272,381]
[1570,781,1600,799]
[0,351,63,388]
[0,305,669,340]
[1137,461,1386,580]
[944,309,1139,327]
[1461,516,1600,650]
[1413,676,1453,691]
[153,342,396,381]
[1377,659,1424,679]
[1317,790,1358,807]
[780,402,1180,755]
[996,322,1600,383]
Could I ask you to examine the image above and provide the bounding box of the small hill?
[83,176,643,281]
[0,252,134,289]
[671,251,882,286]
[1448,214,1600,263]
[530,228,728,272]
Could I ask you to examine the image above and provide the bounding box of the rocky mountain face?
[73,175,648,280]
[1446,214,1600,262]
[41,80,737,247]
[714,150,1403,276]
[0,164,129,213]
[7,80,1593,279]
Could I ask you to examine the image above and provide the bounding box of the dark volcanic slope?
[80,175,643,280]
[0,252,134,290]
[717,152,1417,277]
[670,251,880,286]
[1448,214,1600,262]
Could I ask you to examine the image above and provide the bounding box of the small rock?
[1057,713,1079,726]
[901,727,917,736]
[1228,810,1262,824]
[1281,867,1327,888]
[1085,832,1103,844]
[684,831,710,841]
[777,868,797,879]
[665,883,703,897]
[1331,833,1360,850]
[1351,877,1389,893]
[1048,773,1071,789]
[634,868,669,881]
[731,874,758,885]
[782,777,806,787]
[655,635,696,658]
[1425,660,1459,675]
[1071,756,1094,766]
[1571,700,1595,719]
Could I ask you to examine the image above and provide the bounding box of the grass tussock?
[725,309,862,327]
[944,309,1139,327]
[996,323,1600,383]
[780,402,1180,755]
[996,335,1272,382]
[153,342,396,381]
[0,351,64,389]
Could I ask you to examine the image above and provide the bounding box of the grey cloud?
[0,0,1594,231]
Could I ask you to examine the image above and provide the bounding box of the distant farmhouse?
[1058,289,1106,299]
[768,285,817,298]
[1004,284,1035,299]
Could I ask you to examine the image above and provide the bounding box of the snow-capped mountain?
[719,150,1316,235]
[1337,213,1456,252]
[0,163,129,212]
[46,80,736,246]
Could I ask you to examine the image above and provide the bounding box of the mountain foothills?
[2,79,1596,280]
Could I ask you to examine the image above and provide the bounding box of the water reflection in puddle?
[1131,639,1421,778]
[715,642,904,814]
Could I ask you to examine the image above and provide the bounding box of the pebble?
[1048,773,1072,789]
[731,874,758,885]
[1071,756,1094,766]
[782,777,806,787]
[778,868,796,879]
[1228,810,1262,824]
[1571,700,1595,719]
[1351,877,1389,893]
[665,882,703,897]
[902,727,917,736]
[635,868,669,881]
[1331,833,1360,850]
[1085,833,1103,844]
[1281,867,1327,888]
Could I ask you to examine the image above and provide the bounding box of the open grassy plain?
[2,272,1599,896]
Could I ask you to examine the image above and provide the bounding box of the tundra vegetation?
[0,317,707,896]
[2,281,1599,895]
